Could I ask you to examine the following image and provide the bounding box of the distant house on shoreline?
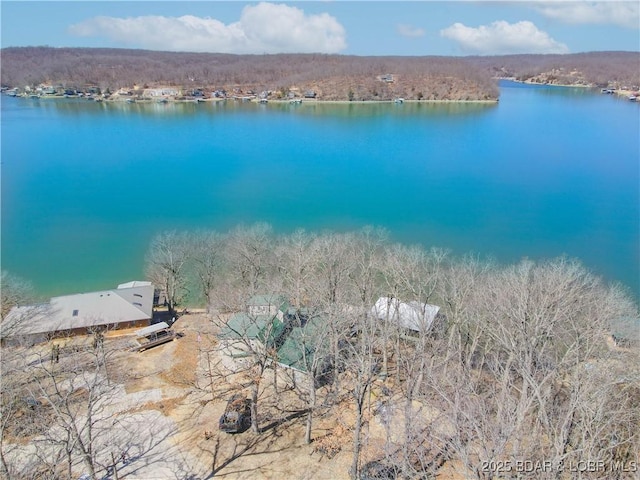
[142,87,180,98]
[218,294,290,359]
[1,281,154,346]
[247,294,289,321]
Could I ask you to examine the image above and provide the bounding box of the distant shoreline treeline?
[2,47,638,102]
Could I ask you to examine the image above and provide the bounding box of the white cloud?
[533,2,640,29]
[397,23,425,38]
[68,2,347,54]
[440,20,570,55]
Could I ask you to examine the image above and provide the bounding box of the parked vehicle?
[219,394,252,433]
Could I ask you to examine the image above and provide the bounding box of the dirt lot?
[101,313,354,480]
[5,313,465,479]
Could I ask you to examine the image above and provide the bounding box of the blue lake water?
[1,80,639,298]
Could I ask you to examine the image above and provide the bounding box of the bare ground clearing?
[5,313,466,479]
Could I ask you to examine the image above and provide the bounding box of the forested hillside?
[3,47,638,102]
[1,47,499,101]
[468,51,640,89]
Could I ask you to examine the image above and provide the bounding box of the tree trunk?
[305,378,317,444]
[0,449,10,480]
[250,384,260,434]
[80,453,96,480]
[350,397,364,479]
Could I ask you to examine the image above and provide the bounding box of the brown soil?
[11,313,465,479]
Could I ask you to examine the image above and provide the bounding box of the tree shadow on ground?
[204,408,308,478]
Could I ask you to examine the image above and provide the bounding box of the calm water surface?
[2,81,638,298]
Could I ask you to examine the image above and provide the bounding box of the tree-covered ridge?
[0,47,480,101]
[469,51,640,90]
[2,48,638,102]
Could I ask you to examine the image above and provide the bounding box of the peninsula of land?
[1,47,639,102]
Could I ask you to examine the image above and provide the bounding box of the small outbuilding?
[371,297,441,334]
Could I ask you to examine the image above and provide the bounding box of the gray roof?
[2,282,154,338]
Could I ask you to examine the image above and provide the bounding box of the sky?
[1,1,639,56]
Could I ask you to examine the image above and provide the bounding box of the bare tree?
[274,229,319,307]
[279,308,335,444]
[1,271,33,321]
[145,231,190,315]
[0,344,37,479]
[31,339,120,479]
[190,230,224,309]
[423,258,639,479]
[224,223,274,296]
[345,227,389,421]
[311,232,356,306]
[348,228,387,307]
[341,305,382,479]
[0,331,125,480]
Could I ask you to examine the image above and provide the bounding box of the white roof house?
[371,297,440,333]
[1,282,154,342]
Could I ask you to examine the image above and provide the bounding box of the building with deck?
[1,281,154,345]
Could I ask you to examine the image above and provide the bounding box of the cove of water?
[1,81,638,298]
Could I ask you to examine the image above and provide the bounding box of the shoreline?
[11,80,636,104]
[6,93,499,105]
[498,76,639,99]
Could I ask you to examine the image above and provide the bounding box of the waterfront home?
[219,298,331,387]
[36,85,57,95]
[143,87,180,98]
[218,294,289,358]
[1,281,154,345]
[218,311,285,360]
[247,294,289,321]
[371,296,441,334]
[275,312,332,386]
